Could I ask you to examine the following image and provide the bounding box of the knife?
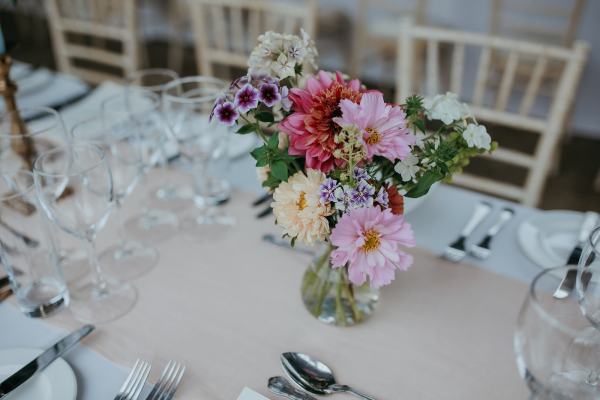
[553,211,599,299]
[0,325,95,398]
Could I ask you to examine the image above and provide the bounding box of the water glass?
[162,76,234,235]
[515,265,600,399]
[577,226,600,327]
[0,170,68,317]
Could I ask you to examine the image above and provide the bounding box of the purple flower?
[349,180,375,209]
[258,83,281,107]
[280,86,292,111]
[234,84,259,113]
[375,187,389,208]
[319,178,338,204]
[214,102,239,126]
[353,167,369,182]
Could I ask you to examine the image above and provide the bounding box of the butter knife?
[268,376,318,400]
[553,211,599,299]
[0,324,95,398]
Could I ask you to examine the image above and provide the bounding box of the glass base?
[69,279,137,324]
[301,245,379,327]
[100,241,159,281]
[180,209,236,240]
[124,209,179,244]
[17,279,69,318]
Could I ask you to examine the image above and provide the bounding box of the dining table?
[0,61,550,400]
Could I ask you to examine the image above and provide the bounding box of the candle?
[0,25,5,55]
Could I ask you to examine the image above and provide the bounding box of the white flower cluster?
[423,92,491,151]
[248,30,318,80]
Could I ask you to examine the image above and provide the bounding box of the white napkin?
[237,388,270,400]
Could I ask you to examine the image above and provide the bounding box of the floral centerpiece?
[212,30,495,326]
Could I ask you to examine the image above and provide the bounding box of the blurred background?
[1,0,599,211]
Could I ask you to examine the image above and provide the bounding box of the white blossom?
[394,154,420,182]
[423,92,471,125]
[247,30,317,80]
[462,123,491,150]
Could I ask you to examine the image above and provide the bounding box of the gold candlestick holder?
[0,54,36,170]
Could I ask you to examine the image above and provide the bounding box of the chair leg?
[594,169,600,193]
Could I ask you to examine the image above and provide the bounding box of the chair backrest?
[45,0,139,85]
[490,0,586,47]
[396,19,588,207]
[350,0,427,77]
[187,0,317,79]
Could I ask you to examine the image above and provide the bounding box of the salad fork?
[442,201,492,262]
[145,360,186,400]
[114,359,151,400]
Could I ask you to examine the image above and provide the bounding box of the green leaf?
[271,161,288,181]
[267,133,279,150]
[405,170,442,198]
[236,124,257,134]
[255,112,275,123]
[251,145,269,165]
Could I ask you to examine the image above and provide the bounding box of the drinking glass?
[34,143,136,324]
[124,69,181,242]
[0,170,69,317]
[577,226,600,328]
[0,107,68,173]
[70,90,161,280]
[515,265,600,399]
[162,76,234,236]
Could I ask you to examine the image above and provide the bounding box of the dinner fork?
[442,201,492,262]
[145,360,186,400]
[114,359,151,400]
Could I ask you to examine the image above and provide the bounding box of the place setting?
[1,1,600,399]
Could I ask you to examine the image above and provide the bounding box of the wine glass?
[0,107,68,173]
[70,90,161,281]
[33,143,136,323]
[577,226,600,328]
[515,265,600,399]
[162,76,234,237]
[124,69,181,242]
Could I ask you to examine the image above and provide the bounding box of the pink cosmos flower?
[334,92,415,161]
[330,206,415,288]
[278,71,364,173]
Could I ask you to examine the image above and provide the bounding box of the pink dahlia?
[279,71,363,173]
[334,92,415,161]
[330,206,415,288]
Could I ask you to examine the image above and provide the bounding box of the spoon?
[281,352,378,400]
[268,376,318,400]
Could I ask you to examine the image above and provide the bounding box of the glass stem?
[114,200,129,249]
[85,237,108,294]
[192,158,213,214]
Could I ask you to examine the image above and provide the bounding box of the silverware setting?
[252,193,273,218]
[114,359,152,400]
[262,234,315,256]
[268,376,318,400]
[553,211,599,299]
[0,324,95,399]
[470,207,515,259]
[145,360,186,400]
[442,201,492,262]
[281,352,378,400]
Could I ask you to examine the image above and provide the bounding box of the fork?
[114,359,151,400]
[145,360,186,400]
[442,201,492,262]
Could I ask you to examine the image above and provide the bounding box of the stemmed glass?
[162,76,234,236]
[123,69,181,242]
[33,143,136,323]
[71,89,161,281]
[515,265,600,399]
[577,226,600,327]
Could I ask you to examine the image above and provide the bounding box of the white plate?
[228,134,258,160]
[517,210,583,270]
[0,348,77,400]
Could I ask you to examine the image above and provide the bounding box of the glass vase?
[301,243,379,326]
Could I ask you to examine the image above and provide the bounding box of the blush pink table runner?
[32,185,529,399]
